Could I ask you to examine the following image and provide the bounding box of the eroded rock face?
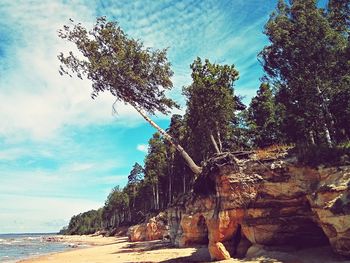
[241,160,328,248]
[308,166,350,256]
[128,212,168,242]
[168,153,350,260]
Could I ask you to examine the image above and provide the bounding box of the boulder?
[128,224,147,242]
[208,241,231,260]
[128,212,169,242]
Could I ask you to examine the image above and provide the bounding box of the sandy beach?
[17,235,350,263]
[18,235,214,263]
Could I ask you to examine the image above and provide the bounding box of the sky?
[0,0,279,233]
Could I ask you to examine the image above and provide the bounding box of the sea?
[0,233,74,263]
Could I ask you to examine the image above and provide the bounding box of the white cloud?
[0,194,101,233]
[0,1,147,142]
[64,162,95,172]
[60,160,121,174]
[136,144,148,153]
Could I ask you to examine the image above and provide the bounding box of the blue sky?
[0,0,280,233]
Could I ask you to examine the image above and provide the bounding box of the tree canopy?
[247,83,281,147]
[260,0,347,145]
[183,57,244,161]
[58,17,177,115]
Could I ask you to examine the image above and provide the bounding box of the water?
[0,233,74,262]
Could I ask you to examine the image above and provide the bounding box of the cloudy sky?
[0,0,281,233]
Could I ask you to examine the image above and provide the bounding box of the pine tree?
[183,58,243,162]
[127,163,144,208]
[247,83,281,147]
[144,133,167,210]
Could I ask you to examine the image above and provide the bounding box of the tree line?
[59,0,350,235]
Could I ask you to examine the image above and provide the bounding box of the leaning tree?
[58,17,201,174]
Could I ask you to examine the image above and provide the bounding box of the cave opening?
[228,224,252,258]
[233,224,242,249]
[286,218,330,249]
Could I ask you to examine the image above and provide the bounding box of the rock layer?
[168,153,350,260]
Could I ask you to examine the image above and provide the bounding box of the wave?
[24,236,40,241]
[0,239,24,246]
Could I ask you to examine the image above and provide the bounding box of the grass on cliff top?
[254,143,350,167]
[254,144,292,160]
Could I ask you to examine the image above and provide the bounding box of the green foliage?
[183,57,243,162]
[128,162,144,185]
[144,133,167,210]
[103,186,130,229]
[58,17,177,115]
[292,144,350,167]
[329,79,350,142]
[247,83,284,147]
[260,0,347,145]
[327,0,350,34]
[165,114,193,200]
[62,209,103,235]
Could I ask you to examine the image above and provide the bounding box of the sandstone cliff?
[168,152,350,261]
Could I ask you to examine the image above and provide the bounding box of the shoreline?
[16,235,119,263]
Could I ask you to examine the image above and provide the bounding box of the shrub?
[292,144,350,167]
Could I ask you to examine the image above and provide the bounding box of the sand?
[19,235,214,263]
[18,235,350,263]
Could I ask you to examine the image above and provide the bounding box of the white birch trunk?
[131,103,202,174]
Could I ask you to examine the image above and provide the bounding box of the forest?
[59,0,350,235]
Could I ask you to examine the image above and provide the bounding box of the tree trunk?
[323,123,333,147]
[168,152,174,205]
[169,173,172,204]
[210,132,221,154]
[152,184,156,210]
[131,103,202,174]
[183,172,186,193]
[315,85,333,147]
[217,131,223,152]
[215,124,223,152]
[309,130,316,145]
[156,182,159,210]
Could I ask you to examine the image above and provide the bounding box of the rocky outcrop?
[168,152,350,260]
[128,212,169,242]
[309,166,350,256]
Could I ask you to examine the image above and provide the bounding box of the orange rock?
[128,224,147,242]
[208,241,231,260]
[128,212,168,242]
[178,213,208,247]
